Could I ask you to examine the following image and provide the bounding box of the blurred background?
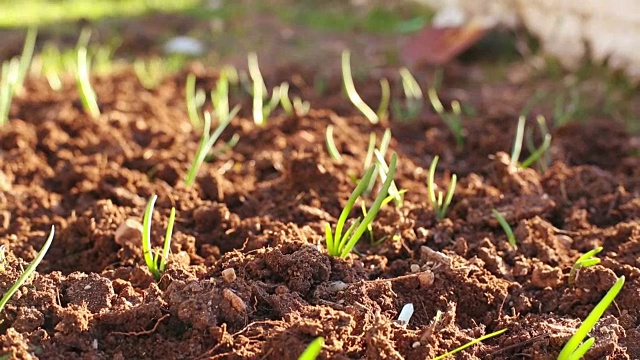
[0,0,638,132]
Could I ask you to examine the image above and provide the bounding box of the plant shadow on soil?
[0,55,639,360]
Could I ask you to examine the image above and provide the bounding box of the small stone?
[222,289,246,313]
[410,264,421,273]
[412,341,421,349]
[418,270,435,287]
[221,268,236,283]
[115,219,143,247]
[327,281,349,293]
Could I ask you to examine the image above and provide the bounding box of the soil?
[0,60,639,360]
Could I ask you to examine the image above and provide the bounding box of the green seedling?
[341,50,379,124]
[142,195,176,281]
[279,82,294,116]
[557,275,625,360]
[428,87,464,148]
[510,116,552,169]
[298,337,324,360]
[377,78,390,121]
[248,52,281,126]
[185,73,206,128]
[568,247,603,285]
[0,245,5,271]
[432,328,508,360]
[76,46,100,119]
[40,43,63,91]
[0,59,19,125]
[427,156,457,221]
[362,129,392,194]
[325,124,343,162]
[293,96,310,116]
[0,27,38,125]
[326,153,397,258]
[374,149,404,207]
[185,107,240,187]
[392,67,423,120]
[15,27,38,95]
[525,115,552,172]
[492,209,516,246]
[0,226,55,314]
[134,56,166,90]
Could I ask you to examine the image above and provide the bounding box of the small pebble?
[221,268,236,283]
[327,281,349,293]
[410,264,421,273]
[115,219,143,246]
[418,270,435,287]
[222,289,246,313]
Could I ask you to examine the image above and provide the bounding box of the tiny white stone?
[84,285,92,290]
[163,36,204,56]
[327,281,348,293]
[410,264,421,273]
[92,339,98,349]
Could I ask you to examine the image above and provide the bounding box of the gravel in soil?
[0,64,639,359]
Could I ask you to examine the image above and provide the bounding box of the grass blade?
[298,337,324,360]
[432,328,507,360]
[0,225,55,313]
[557,276,625,360]
[341,50,378,124]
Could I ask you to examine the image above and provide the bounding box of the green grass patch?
[0,0,201,28]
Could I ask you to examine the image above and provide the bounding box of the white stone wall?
[419,0,640,79]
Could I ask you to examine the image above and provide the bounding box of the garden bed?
[0,62,638,359]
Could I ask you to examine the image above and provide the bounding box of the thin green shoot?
[0,58,20,125]
[205,133,240,161]
[492,209,516,246]
[0,245,5,271]
[427,75,464,147]
[510,116,552,169]
[363,132,377,170]
[392,67,423,120]
[510,116,526,167]
[15,27,38,94]
[186,73,203,128]
[363,128,391,194]
[374,149,404,207]
[360,199,392,246]
[0,225,55,313]
[40,43,63,91]
[248,52,281,126]
[293,96,310,116]
[428,156,457,221]
[432,328,508,360]
[377,78,390,121]
[211,74,230,122]
[185,107,240,187]
[525,115,551,172]
[557,275,625,360]
[341,50,378,124]
[76,46,100,119]
[325,124,343,162]
[134,56,166,90]
[568,247,603,285]
[76,27,92,50]
[298,337,324,360]
[326,153,397,258]
[142,195,176,281]
[279,82,293,115]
